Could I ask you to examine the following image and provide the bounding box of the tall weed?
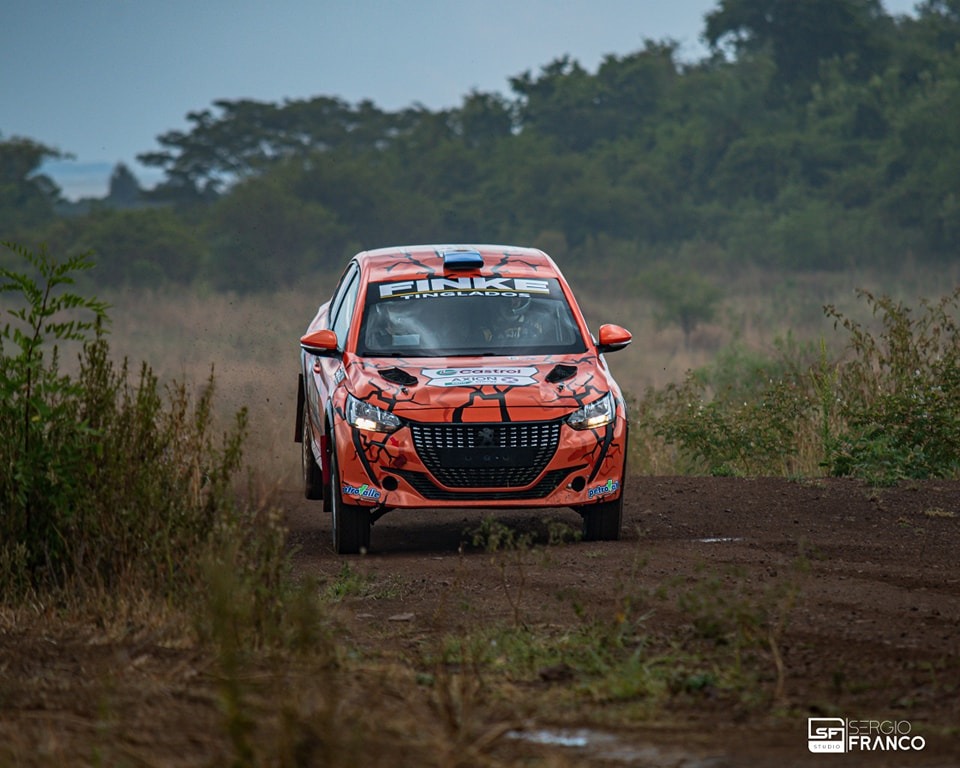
[639,288,960,483]
[1,242,108,588]
[825,289,960,484]
[0,242,275,612]
[648,366,813,477]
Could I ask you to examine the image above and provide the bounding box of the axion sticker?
[423,366,538,388]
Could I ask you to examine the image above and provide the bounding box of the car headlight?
[567,392,615,430]
[346,394,401,433]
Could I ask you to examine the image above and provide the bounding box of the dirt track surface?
[2,477,958,767]
[286,476,960,766]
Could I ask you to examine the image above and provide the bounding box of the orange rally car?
[295,244,632,553]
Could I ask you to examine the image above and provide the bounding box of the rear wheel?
[328,432,371,554]
[579,490,624,542]
[301,400,324,500]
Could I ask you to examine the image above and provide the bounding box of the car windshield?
[357,277,587,356]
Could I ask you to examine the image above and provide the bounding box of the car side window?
[327,263,358,328]
[330,267,360,350]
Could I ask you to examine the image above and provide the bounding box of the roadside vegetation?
[639,287,960,484]
[2,242,958,765]
[0,242,310,665]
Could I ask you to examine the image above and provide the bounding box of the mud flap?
[295,373,305,442]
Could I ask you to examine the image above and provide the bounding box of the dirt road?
[286,476,960,766]
[3,476,957,766]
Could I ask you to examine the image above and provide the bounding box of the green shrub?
[644,336,818,476]
[641,288,960,484]
[1,242,108,585]
[0,242,250,600]
[825,289,960,484]
[650,371,811,476]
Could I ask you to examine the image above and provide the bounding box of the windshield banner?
[378,277,551,300]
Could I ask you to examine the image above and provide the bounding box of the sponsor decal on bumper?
[588,479,620,499]
[342,483,382,500]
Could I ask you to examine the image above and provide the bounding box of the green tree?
[0,136,64,235]
[638,265,723,348]
[704,0,894,90]
[137,96,408,195]
[510,56,602,151]
[913,0,960,53]
[19,2,960,287]
[106,162,142,207]
[71,208,207,285]
[450,90,515,147]
[206,172,349,290]
[878,45,960,253]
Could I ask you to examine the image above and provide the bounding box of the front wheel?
[328,433,371,554]
[578,492,623,541]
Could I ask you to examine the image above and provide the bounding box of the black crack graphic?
[489,253,543,274]
[382,251,438,276]
[451,386,513,423]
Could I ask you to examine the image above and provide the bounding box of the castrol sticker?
[423,367,537,387]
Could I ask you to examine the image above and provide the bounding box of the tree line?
[2,0,959,291]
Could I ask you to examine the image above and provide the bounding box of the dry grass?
[101,282,329,490]
[5,260,957,766]
[94,261,959,486]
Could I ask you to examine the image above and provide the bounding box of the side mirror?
[596,324,631,354]
[300,329,339,357]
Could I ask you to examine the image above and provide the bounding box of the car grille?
[408,420,562,489]
[391,468,575,501]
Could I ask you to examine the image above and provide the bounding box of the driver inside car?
[366,304,420,350]
[482,296,544,342]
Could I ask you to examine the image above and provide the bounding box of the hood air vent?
[380,366,418,387]
[545,364,577,383]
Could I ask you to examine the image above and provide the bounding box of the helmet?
[498,295,532,320]
[368,304,412,347]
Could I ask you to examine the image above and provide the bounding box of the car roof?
[353,244,564,283]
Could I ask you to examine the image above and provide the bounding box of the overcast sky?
[2,0,920,198]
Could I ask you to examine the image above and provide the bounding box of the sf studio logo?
[808,719,845,753]
[808,718,926,753]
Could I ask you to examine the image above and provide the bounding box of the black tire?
[302,400,324,501]
[328,434,371,554]
[581,422,628,541]
[580,492,623,541]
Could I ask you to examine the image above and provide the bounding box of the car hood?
[345,355,614,422]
